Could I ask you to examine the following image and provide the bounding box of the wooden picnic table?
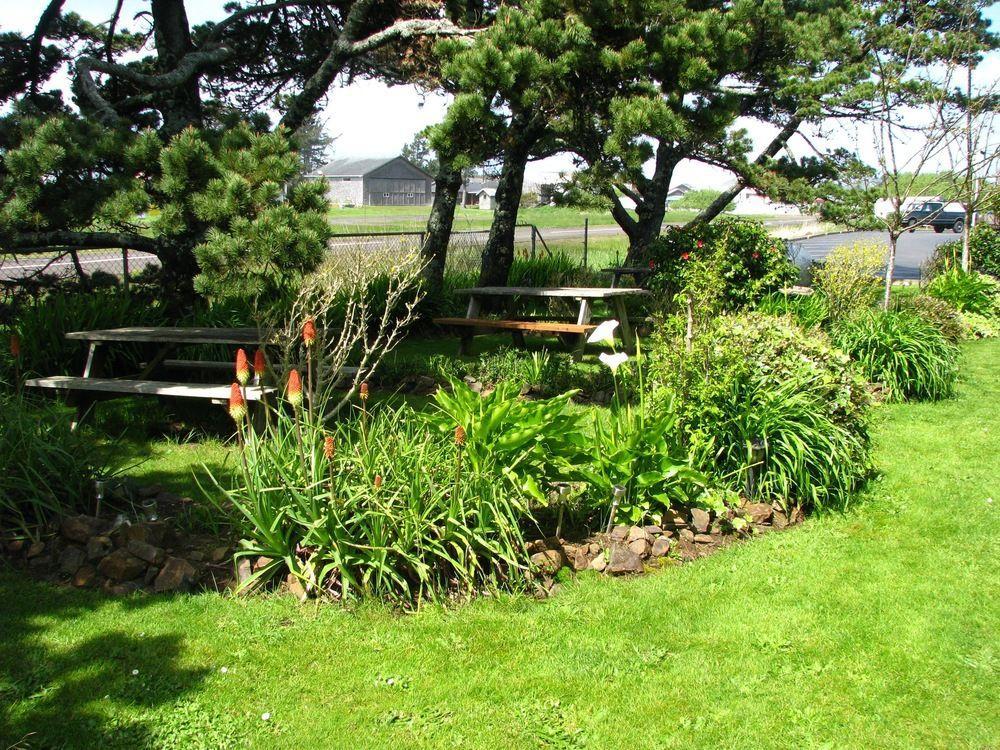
[27,326,278,428]
[436,286,648,357]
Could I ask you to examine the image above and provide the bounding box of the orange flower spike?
[235,349,250,386]
[10,334,21,359]
[228,383,247,423]
[454,425,466,446]
[302,318,317,347]
[287,369,303,408]
[323,435,335,460]
[253,348,266,375]
[359,381,369,402]
[373,474,383,489]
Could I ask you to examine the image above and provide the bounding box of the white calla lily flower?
[599,351,629,372]
[587,319,619,346]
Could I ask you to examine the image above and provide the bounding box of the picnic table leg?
[70,342,106,430]
[573,299,593,360]
[137,343,175,380]
[612,297,636,351]
[505,297,526,348]
[460,295,482,355]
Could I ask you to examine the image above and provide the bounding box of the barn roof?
[313,156,431,178]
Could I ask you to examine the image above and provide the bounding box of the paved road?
[787,229,958,281]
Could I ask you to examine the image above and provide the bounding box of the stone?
[587,543,601,556]
[285,573,307,601]
[790,507,805,525]
[59,545,86,576]
[643,525,663,537]
[626,526,649,543]
[122,521,168,548]
[694,533,714,544]
[608,545,644,575]
[530,549,563,576]
[61,515,100,543]
[127,539,166,566]
[628,538,650,558]
[772,509,789,530]
[28,555,53,571]
[690,508,711,534]
[651,537,672,557]
[26,541,45,558]
[154,556,198,593]
[186,550,205,562]
[209,546,230,564]
[679,528,695,543]
[236,557,253,585]
[589,552,608,573]
[105,581,143,596]
[86,535,113,561]
[609,525,629,543]
[72,564,97,588]
[253,556,273,572]
[138,484,165,498]
[98,549,146,581]
[144,566,160,586]
[661,508,688,528]
[744,502,773,525]
[526,539,547,554]
[568,548,591,572]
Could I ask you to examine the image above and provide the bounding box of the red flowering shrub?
[647,218,798,311]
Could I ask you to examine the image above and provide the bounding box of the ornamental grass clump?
[832,309,960,402]
[649,314,873,511]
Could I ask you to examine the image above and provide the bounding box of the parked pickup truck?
[903,201,968,233]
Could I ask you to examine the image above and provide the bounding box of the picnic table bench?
[601,266,653,288]
[434,286,648,358]
[25,326,278,428]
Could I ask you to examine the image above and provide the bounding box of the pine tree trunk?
[151,0,202,136]
[478,144,530,287]
[420,161,462,304]
[623,144,677,266]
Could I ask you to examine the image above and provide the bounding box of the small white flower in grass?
[219,667,229,674]
[599,351,629,373]
[587,319,619,346]
[131,669,139,676]
[261,712,271,721]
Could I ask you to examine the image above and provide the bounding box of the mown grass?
[1,341,997,749]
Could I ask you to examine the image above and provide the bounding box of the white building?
[730,188,802,216]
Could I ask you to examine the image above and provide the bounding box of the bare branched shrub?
[271,244,426,415]
[812,242,886,321]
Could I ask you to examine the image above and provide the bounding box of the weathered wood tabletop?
[454,286,648,299]
[66,326,275,345]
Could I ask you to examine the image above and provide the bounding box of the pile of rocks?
[527,501,803,591]
[3,511,234,596]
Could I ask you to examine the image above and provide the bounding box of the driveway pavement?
[787,229,959,281]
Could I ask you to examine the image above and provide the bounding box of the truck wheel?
[934,226,944,233]
[953,219,965,233]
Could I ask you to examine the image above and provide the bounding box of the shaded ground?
[1,341,997,750]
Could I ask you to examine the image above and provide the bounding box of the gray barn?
[312,156,434,206]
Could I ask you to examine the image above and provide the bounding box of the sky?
[4,1,999,188]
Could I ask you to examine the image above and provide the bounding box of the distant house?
[311,156,434,206]
[459,178,499,207]
[477,187,498,210]
[665,183,694,204]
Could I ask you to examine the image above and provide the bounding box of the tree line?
[0,0,995,312]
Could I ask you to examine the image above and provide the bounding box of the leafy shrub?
[647,218,798,312]
[755,291,830,329]
[811,242,884,320]
[925,268,998,316]
[925,225,1000,279]
[891,294,966,343]
[212,379,579,603]
[0,393,109,538]
[649,314,872,510]
[832,310,960,402]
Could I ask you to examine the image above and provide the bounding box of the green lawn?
[2,341,998,749]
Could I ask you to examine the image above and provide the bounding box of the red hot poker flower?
[235,349,250,386]
[10,334,20,359]
[253,348,266,376]
[681,252,691,261]
[373,474,383,489]
[359,381,369,401]
[323,435,335,460]
[287,369,303,408]
[454,425,466,446]
[302,318,317,347]
[228,383,247,423]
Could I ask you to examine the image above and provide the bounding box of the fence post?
[121,249,130,292]
[583,217,589,268]
[531,225,537,259]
